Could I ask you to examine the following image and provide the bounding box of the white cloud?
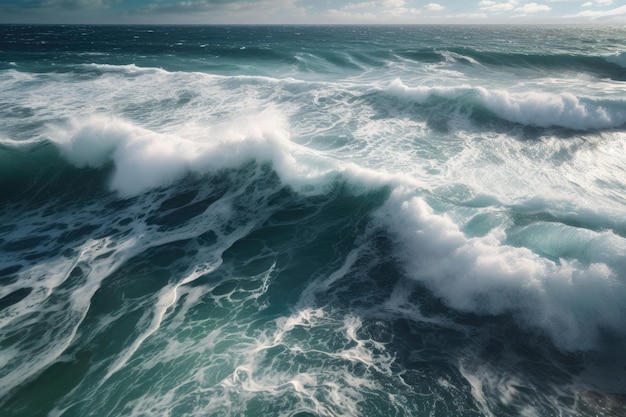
[324,8,378,20]
[342,2,373,10]
[143,0,302,15]
[425,3,445,11]
[383,0,407,6]
[325,0,422,22]
[445,12,488,19]
[137,0,310,23]
[565,4,626,17]
[343,0,406,10]
[514,2,551,13]
[580,0,614,6]
[479,1,518,12]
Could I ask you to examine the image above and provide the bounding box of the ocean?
[1,24,625,417]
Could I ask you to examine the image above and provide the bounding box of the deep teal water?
[1,25,626,417]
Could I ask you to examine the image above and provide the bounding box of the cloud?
[343,0,406,10]
[324,9,377,20]
[4,0,623,24]
[424,3,445,11]
[0,0,117,22]
[141,0,304,17]
[565,4,626,18]
[479,1,518,12]
[19,0,111,10]
[580,0,613,6]
[145,0,270,13]
[514,2,551,13]
[445,12,488,19]
[324,0,422,22]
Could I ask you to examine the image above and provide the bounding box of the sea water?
[1,24,625,417]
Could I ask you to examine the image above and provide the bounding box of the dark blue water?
[1,25,626,417]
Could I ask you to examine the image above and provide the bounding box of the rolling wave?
[385,78,626,131]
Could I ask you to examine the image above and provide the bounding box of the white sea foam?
[0,137,42,147]
[0,69,38,89]
[387,77,473,103]
[48,110,430,198]
[476,88,625,130]
[379,188,626,351]
[386,78,626,130]
[80,63,169,75]
[443,130,626,224]
[49,111,303,197]
[458,362,562,417]
[0,235,139,399]
[438,50,483,67]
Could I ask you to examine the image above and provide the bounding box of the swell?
[339,47,626,80]
[3,25,625,81]
[441,48,626,80]
[380,79,626,131]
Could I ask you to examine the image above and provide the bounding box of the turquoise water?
[1,25,626,416]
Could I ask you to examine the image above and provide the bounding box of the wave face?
[1,25,626,417]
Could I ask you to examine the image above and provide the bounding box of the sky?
[1,0,625,24]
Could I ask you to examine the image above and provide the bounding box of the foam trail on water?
[80,63,169,75]
[0,235,140,399]
[459,365,496,417]
[215,306,397,417]
[102,217,260,383]
[99,262,221,384]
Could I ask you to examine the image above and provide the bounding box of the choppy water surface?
[1,25,626,417]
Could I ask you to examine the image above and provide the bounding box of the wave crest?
[605,52,626,69]
[379,188,626,351]
[386,78,626,131]
[49,111,298,197]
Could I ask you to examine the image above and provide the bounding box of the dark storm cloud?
[140,0,299,15]
[2,0,111,10]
